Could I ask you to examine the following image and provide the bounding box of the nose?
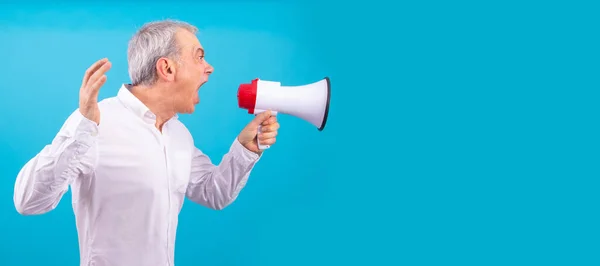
[205,62,214,75]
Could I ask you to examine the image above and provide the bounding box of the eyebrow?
[196,47,204,55]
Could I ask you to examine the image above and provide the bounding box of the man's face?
[171,29,214,114]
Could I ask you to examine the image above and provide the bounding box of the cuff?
[54,112,99,181]
[231,137,261,163]
[72,113,99,146]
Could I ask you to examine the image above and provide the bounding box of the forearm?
[186,138,260,210]
[14,111,98,215]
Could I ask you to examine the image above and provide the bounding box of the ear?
[156,57,177,82]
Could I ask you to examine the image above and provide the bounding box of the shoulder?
[96,96,133,122]
[97,96,123,112]
[60,97,123,131]
[63,97,119,118]
[170,118,194,143]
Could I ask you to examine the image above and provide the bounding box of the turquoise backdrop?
[0,1,598,265]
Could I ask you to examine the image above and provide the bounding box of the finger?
[252,110,271,126]
[87,61,112,90]
[258,131,277,140]
[89,74,107,99]
[260,137,276,145]
[261,116,277,126]
[261,122,280,132]
[82,58,108,87]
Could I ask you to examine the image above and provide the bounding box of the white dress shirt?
[13,84,261,266]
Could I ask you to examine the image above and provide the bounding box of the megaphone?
[237,77,331,150]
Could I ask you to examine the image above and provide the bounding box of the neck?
[127,83,176,131]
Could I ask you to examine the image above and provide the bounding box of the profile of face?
[157,28,214,114]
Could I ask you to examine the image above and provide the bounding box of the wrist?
[237,136,261,155]
[233,137,261,162]
[79,108,100,125]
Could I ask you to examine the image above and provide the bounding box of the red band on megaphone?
[237,78,258,114]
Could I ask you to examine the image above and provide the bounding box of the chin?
[176,105,195,114]
[181,106,194,114]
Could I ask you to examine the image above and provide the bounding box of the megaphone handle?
[256,110,278,150]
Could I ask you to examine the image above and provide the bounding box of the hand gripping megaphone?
[237,77,331,150]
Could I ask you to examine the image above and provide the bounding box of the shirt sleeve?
[13,110,99,215]
[185,137,261,210]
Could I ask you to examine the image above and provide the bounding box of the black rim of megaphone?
[318,77,331,131]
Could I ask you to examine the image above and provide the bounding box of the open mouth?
[194,81,203,104]
[197,79,206,90]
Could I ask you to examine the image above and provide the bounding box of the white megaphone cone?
[237,77,331,150]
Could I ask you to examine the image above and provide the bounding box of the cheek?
[199,64,208,75]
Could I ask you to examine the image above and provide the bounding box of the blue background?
[1,1,599,265]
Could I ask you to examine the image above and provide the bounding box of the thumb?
[252,110,272,126]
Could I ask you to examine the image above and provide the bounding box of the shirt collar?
[117,84,178,123]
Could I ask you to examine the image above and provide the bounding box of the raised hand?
[79,58,111,125]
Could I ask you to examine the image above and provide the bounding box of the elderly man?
[13,20,278,265]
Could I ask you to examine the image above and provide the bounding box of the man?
[13,20,279,266]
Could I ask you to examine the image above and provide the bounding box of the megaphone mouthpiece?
[237,78,259,114]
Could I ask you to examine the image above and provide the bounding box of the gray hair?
[127,19,198,86]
